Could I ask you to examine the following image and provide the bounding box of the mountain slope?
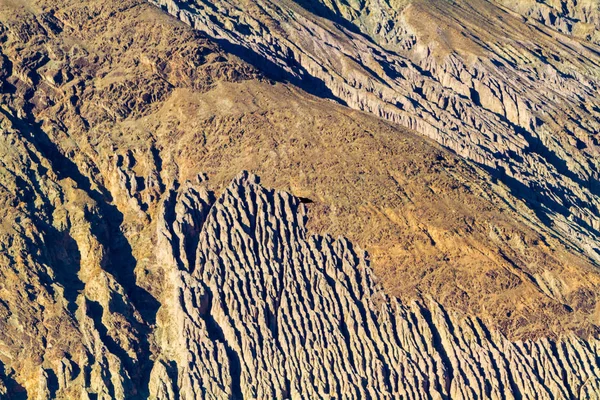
[152,0,600,264]
[0,0,600,398]
[149,171,600,400]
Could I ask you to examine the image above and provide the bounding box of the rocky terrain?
[149,171,600,400]
[499,0,600,44]
[0,0,600,398]
[152,0,600,263]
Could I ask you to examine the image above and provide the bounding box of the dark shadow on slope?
[204,290,243,400]
[548,341,577,399]
[417,306,453,400]
[156,2,346,105]
[44,369,59,399]
[85,302,117,399]
[86,299,135,376]
[164,361,180,399]
[0,361,28,400]
[291,0,373,38]
[214,36,347,106]
[45,222,85,315]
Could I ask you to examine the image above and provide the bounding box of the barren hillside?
[1,0,600,398]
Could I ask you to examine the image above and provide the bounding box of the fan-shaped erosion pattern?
[149,171,600,400]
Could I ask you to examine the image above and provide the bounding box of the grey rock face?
[497,0,600,45]
[149,0,600,264]
[149,172,600,399]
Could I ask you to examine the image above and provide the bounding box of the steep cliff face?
[1,0,600,398]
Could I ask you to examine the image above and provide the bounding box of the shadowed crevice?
[0,361,28,400]
[204,291,243,400]
[418,306,452,400]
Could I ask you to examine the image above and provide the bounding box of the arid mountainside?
[150,172,600,399]
[0,0,600,398]
[153,0,600,262]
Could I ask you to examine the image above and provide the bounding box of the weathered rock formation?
[3,154,600,397]
[1,0,600,398]
[147,171,600,400]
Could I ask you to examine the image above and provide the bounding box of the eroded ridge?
[150,172,600,399]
